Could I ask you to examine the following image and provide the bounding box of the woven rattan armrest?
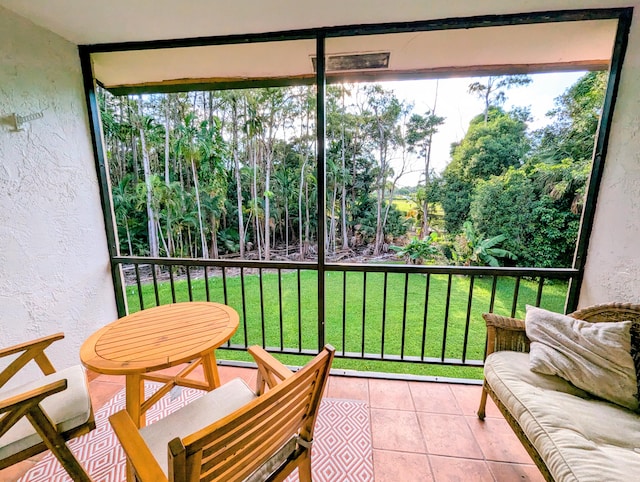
[482,312,530,357]
[478,312,529,422]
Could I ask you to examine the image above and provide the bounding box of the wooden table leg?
[202,351,221,390]
[125,374,144,482]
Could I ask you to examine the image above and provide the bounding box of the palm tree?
[174,112,208,258]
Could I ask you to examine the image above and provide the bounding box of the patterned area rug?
[19,384,373,482]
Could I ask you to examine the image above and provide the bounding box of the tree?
[174,112,209,258]
[470,165,581,268]
[468,75,532,123]
[360,84,404,255]
[135,97,160,259]
[440,107,529,233]
[406,109,445,237]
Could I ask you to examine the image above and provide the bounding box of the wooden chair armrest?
[0,379,67,413]
[0,333,65,359]
[248,346,294,395]
[482,313,530,357]
[109,410,168,482]
[0,333,64,390]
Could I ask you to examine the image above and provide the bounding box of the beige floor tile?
[370,408,427,453]
[417,413,483,459]
[487,461,546,482]
[409,381,462,414]
[429,455,494,482]
[369,378,415,410]
[466,415,535,464]
[327,376,370,402]
[373,450,434,482]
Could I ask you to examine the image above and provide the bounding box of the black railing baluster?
[297,269,302,353]
[240,267,248,348]
[421,274,431,360]
[222,267,228,305]
[462,275,475,363]
[511,276,522,318]
[400,273,409,360]
[381,272,388,359]
[536,277,545,307]
[342,271,347,356]
[204,266,210,302]
[186,266,193,301]
[361,272,367,358]
[278,268,284,351]
[151,265,160,307]
[259,268,265,348]
[489,275,498,313]
[441,274,453,361]
[169,267,176,304]
[135,264,144,311]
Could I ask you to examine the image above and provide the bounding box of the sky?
[384,71,587,186]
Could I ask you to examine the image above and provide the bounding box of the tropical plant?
[390,233,441,264]
[452,221,517,267]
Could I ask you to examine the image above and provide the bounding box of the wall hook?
[10,111,44,131]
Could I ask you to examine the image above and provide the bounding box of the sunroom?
[1,1,640,480]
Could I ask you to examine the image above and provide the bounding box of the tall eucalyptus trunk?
[137,98,159,259]
[231,97,245,258]
[191,157,208,259]
[340,87,349,250]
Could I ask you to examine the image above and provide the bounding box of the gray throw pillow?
[525,305,639,411]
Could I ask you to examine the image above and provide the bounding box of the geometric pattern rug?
[19,383,373,482]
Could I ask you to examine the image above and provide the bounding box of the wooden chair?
[110,344,335,482]
[0,333,95,482]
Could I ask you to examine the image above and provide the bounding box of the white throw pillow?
[525,305,639,411]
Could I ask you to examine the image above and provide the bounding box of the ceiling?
[0,0,621,93]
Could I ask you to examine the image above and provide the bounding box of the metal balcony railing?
[113,256,577,379]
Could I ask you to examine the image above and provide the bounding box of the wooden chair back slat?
[198,371,314,458]
[184,347,332,482]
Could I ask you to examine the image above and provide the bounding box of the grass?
[126,269,568,379]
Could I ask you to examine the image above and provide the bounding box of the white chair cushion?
[0,365,92,459]
[139,377,258,475]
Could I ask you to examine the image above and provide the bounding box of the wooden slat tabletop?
[80,302,239,375]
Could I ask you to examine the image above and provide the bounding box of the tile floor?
[1,366,544,482]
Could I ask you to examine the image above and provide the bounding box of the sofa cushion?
[525,305,639,411]
[486,351,640,482]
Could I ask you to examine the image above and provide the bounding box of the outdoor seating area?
[1,362,543,481]
[3,1,640,482]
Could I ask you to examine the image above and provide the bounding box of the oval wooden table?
[80,302,239,429]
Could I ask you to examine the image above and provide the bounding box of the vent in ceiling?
[312,52,390,72]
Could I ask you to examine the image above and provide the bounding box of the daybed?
[478,303,640,482]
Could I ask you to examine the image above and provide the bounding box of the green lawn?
[126,270,568,379]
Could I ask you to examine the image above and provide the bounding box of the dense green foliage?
[101,71,605,269]
[438,71,606,267]
[101,84,440,261]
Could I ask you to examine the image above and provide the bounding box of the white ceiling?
[0,0,625,45]
[0,0,621,93]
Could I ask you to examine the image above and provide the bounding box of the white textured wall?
[580,10,640,307]
[0,6,117,380]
